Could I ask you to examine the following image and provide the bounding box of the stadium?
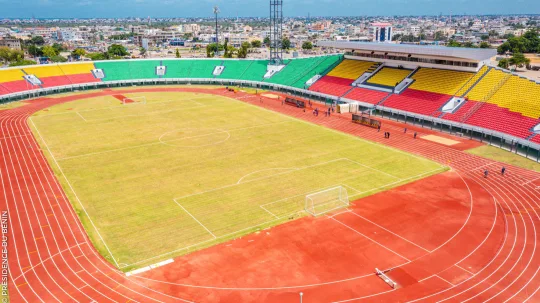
[1,6,540,303]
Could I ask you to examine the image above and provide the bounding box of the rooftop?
[317,41,497,62]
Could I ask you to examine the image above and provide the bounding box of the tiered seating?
[59,63,100,84]
[291,55,342,89]
[454,65,490,96]
[466,103,538,138]
[128,60,161,79]
[442,100,478,122]
[94,61,132,81]
[236,60,268,81]
[266,56,340,88]
[344,88,389,105]
[309,76,353,96]
[162,60,193,79]
[465,68,508,101]
[0,68,27,94]
[481,74,540,119]
[218,60,253,80]
[367,67,411,88]
[409,68,474,95]
[382,90,450,115]
[189,60,221,78]
[532,135,540,144]
[327,59,378,80]
[23,64,73,88]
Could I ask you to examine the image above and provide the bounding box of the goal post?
[122,96,147,105]
[305,186,349,216]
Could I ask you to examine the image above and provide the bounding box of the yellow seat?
[22,65,66,78]
[60,63,95,76]
[409,68,474,95]
[327,59,378,80]
[0,68,25,83]
[367,67,411,87]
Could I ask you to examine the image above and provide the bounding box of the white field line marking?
[173,199,217,239]
[125,259,174,277]
[28,117,120,268]
[173,158,351,202]
[75,111,87,122]
[120,210,305,269]
[237,168,298,184]
[455,264,474,275]
[330,217,411,262]
[346,211,431,253]
[347,167,446,199]
[13,242,87,281]
[158,128,231,148]
[57,120,293,161]
[259,205,279,219]
[343,158,401,180]
[435,275,455,286]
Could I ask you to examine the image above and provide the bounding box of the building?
[0,38,21,49]
[371,23,393,42]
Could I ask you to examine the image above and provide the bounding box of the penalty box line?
[173,199,217,239]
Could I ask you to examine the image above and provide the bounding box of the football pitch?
[30,91,446,270]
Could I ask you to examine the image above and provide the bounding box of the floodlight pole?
[214,6,219,46]
[269,0,283,65]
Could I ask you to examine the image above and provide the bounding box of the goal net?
[122,96,147,105]
[305,186,349,216]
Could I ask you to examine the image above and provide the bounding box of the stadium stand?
[0,68,28,94]
[94,61,132,81]
[327,59,379,80]
[382,89,451,116]
[291,55,342,88]
[59,63,100,84]
[233,60,269,81]
[344,87,389,105]
[366,67,411,87]
[128,60,162,79]
[22,64,72,88]
[409,68,474,95]
[266,55,341,88]
[162,60,194,79]
[189,60,221,78]
[454,65,490,96]
[218,60,253,80]
[465,103,538,139]
[309,76,353,96]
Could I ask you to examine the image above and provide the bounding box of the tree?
[479,41,491,49]
[175,48,181,58]
[50,55,67,63]
[42,45,59,58]
[508,53,530,69]
[463,41,477,48]
[52,43,65,53]
[223,39,229,58]
[27,45,43,57]
[107,44,129,57]
[139,47,147,58]
[9,59,36,67]
[498,36,527,54]
[0,47,11,63]
[481,35,490,41]
[251,40,262,48]
[392,34,403,42]
[498,58,510,69]
[237,43,249,58]
[434,31,446,41]
[30,36,45,45]
[206,43,218,58]
[263,37,271,45]
[282,38,291,50]
[447,40,462,47]
[88,52,107,61]
[72,48,87,59]
[302,41,313,50]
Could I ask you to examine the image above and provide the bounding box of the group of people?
[484,167,507,178]
[312,106,333,117]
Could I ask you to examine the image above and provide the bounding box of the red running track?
[1,87,539,302]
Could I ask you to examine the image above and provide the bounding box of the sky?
[1,0,539,19]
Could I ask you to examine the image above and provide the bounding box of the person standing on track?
[484,169,489,178]
[501,167,506,176]
[414,132,417,139]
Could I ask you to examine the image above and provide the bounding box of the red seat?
[382,89,450,116]
[345,87,388,105]
[40,75,72,88]
[0,83,12,95]
[1,80,36,93]
[465,103,537,139]
[67,73,100,84]
[309,76,354,97]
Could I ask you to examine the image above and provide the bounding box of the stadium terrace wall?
[0,59,539,162]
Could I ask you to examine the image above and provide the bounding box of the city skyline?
[1,0,540,19]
